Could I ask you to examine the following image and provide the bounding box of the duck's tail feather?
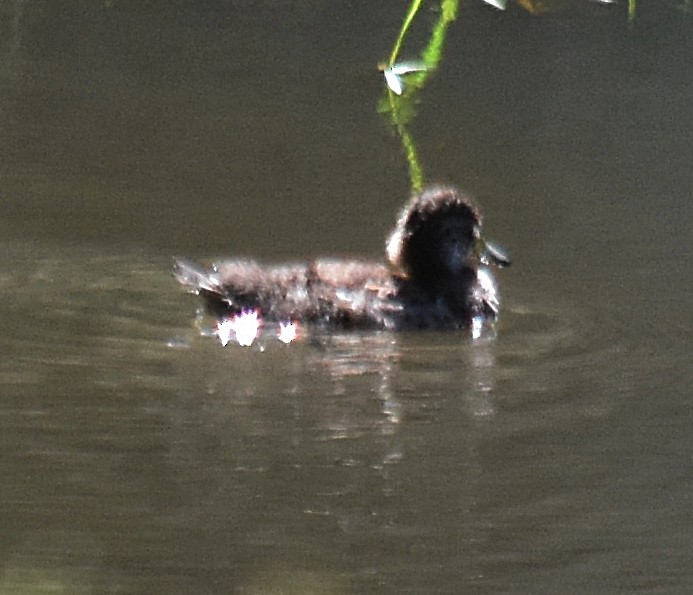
[174,258,237,318]
[173,258,219,292]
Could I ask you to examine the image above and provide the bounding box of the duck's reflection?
[164,320,502,591]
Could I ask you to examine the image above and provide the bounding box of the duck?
[174,185,510,339]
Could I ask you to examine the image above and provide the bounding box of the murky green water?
[1,2,691,593]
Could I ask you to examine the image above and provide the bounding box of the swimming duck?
[175,185,509,337]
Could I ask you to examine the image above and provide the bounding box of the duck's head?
[386,185,509,291]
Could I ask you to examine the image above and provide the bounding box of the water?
[1,2,691,593]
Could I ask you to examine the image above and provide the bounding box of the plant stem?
[388,0,425,66]
[382,0,458,192]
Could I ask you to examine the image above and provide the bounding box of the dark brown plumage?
[175,185,509,333]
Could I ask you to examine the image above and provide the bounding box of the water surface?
[0,2,691,593]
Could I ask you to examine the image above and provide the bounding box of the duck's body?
[175,186,509,334]
[174,258,397,329]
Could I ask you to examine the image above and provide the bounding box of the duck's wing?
[308,260,401,329]
[174,258,312,320]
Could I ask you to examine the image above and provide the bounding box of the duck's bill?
[474,234,511,268]
[483,240,511,268]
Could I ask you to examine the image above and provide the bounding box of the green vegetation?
[379,0,459,192]
[379,0,690,192]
